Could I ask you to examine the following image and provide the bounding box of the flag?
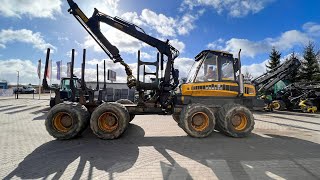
[37,59,41,79]
[67,62,71,77]
[56,61,61,80]
[46,59,51,78]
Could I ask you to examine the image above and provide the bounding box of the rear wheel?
[180,104,215,138]
[217,104,254,138]
[45,102,90,140]
[90,102,130,139]
[116,99,135,122]
[272,100,286,111]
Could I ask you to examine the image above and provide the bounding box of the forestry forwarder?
[43,0,272,140]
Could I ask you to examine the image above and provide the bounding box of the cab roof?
[195,50,234,61]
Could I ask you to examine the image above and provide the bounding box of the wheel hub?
[60,115,72,128]
[98,112,119,132]
[53,112,73,133]
[231,113,247,131]
[191,112,209,132]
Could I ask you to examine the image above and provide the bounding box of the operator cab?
[186,50,238,83]
[60,77,78,90]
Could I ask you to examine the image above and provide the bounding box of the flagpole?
[38,59,41,100]
[50,59,52,98]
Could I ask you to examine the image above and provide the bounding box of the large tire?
[116,99,135,122]
[272,100,286,111]
[180,104,215,138]
[90,102,130,140]
[45,102,90,140]
[217,104,254,138]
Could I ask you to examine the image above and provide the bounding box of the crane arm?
[67,0,179,88]
[252,57,301,92]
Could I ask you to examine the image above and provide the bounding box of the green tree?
[266,47,281,71]
[285,50,299,83]
[299,42,320,82]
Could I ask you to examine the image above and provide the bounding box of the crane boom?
[252,57,301,92]
[67,0,179,90]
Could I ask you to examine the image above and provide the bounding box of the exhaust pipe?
[238,49,244,96]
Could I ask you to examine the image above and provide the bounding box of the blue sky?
[0,0,319,85]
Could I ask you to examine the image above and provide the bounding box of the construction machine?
[273,81,320,112]
[250,57,301,111]
[42,0,291,140]
[49,77,79,107]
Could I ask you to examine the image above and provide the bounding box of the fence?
[0,89,13,97]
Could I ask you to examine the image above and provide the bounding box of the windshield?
[186,60,202,83]
[61,79,77,90]
[221,57,235,81]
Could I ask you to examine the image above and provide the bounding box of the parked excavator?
[42,0,297,140]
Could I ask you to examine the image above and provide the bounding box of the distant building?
[0,80,8,89]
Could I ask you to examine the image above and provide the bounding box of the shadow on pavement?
[32,107,50,121]
[5,106,42,115]
[0,106,27,113]
[262,114,320,126]
[254,110,320,118]
[4,124,320,180]
[255,118,320,132]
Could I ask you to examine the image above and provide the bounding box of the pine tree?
[286,50,299,83]
[266,47,281,72]
[299,42,320,82]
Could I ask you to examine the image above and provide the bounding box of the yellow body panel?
[181,82,256,97]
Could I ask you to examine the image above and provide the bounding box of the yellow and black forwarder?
[43,0,294,140]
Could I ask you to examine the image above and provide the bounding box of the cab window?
[195,53,218,82]
[221,57,235,81]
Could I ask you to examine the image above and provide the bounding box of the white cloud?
[0,29,57,53]
[181,0,274,17]
[122,9,200,37]
[170,39,186,53]
[174,57,194,78]
[0,59,39,85]
[140,9,177,37]
[0,0,62,18]
[242,60,268,78]
[83,27,143,54]
[303,22,320,37]
[207,28,311,57]
[76,0,120,17]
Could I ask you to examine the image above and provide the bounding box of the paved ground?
[0,94,320,180]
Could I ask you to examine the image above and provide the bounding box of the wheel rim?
[231,113,248,131]
[98,112,119,132]
[273,102,280,110]
[53,112,73,133]
[191,112,209,132]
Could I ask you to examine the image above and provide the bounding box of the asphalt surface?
[0,94,320,180]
